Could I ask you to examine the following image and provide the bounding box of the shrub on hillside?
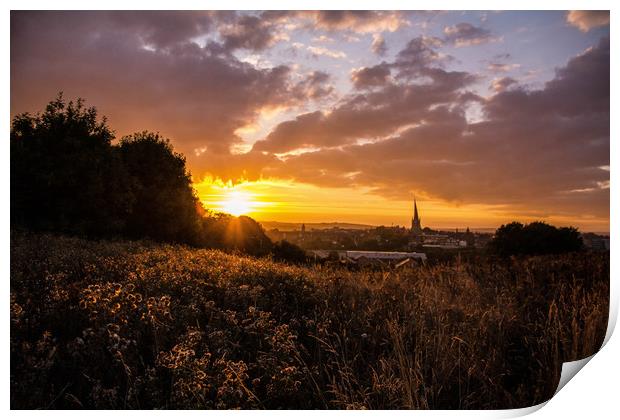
[489,221,583,257]
[272,240,307,264]
[10,94,132,234]
[118,131,203,244]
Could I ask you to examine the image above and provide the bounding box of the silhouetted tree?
[11,93,274,254]
[118,131,202,244]
[11,93,132,235]
[489,221,583,257]
[273,240,307,263]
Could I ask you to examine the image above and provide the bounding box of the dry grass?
[10,232,609,409]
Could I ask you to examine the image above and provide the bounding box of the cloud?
[443,23,499,47]
[250,37,609,220]
[292,71,335,100]
[106,11,215,49]
[351,63,391,89]
[490,77,517,93]
[10,11,318,157]
[311,35,334,43]
[253,36,477,154]
[248,10,408,37]
[307,45,347,59]
[304,11,409,33]
[393,36,448,78]
[10,12,609,222]
[218,14,280,51]
[371,34,387,56]
[566,11,610,32]
[487,62,521,73]
[484,37,610,118]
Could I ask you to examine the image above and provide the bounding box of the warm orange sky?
[11,11,610,232]
[194,177,610,232]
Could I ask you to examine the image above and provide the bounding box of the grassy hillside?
[10,232,609,409]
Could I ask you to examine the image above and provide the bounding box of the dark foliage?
[10,93,273,254]
[118,132,202,244]
[199,214,273,256]
[489,221,583,257]
[10,233,609,409]
[10,94,132,235]
[272,240,308,263]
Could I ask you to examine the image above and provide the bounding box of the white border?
[2,1,617,418]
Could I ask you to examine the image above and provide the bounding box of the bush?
[489,221,583,257]
[118,132,202,244]
[272,240,307,264]
[10,93,132,235]
[199,214,273,256]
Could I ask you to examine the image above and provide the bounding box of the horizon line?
[256,220,610,235]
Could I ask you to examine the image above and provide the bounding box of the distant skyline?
[11,11,610,231]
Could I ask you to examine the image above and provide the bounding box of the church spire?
[411,196,422,233]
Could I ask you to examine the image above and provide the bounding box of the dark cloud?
[109,11,214,49]
[484,37,610,119]
[292,71,335,100]
[392,36,463,83]
[10,11,319,157]
[395,36,445,73]
[253,36,477,154]
[219,13,282,51]
[443,22,498,47]
[251,37,609,219]
[252,81,473,152]
[351,63,391,89]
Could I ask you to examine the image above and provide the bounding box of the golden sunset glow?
[196,177,276,217]
[12,10,609,233]
[193,177,611,232]
[220,190,254,216]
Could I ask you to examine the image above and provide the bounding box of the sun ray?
[219,190,253,216]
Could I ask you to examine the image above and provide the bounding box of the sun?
[220,190,253,216]
[194,177,280,218]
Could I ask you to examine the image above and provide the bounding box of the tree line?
[10,94,278,256]
[488,221,583,257]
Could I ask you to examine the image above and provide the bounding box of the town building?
[411,197,423,236]
[265,197,491,254]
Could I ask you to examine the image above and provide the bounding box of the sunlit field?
[10,232,608,409]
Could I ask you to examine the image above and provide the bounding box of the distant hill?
[258,223,606,236]
[259,221,375,231]
[259,221,503,233]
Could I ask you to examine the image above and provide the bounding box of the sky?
[10,10,610,231]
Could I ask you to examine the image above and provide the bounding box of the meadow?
[10,231,609,409]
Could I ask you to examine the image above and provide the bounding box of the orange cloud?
[566,11,610,32]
